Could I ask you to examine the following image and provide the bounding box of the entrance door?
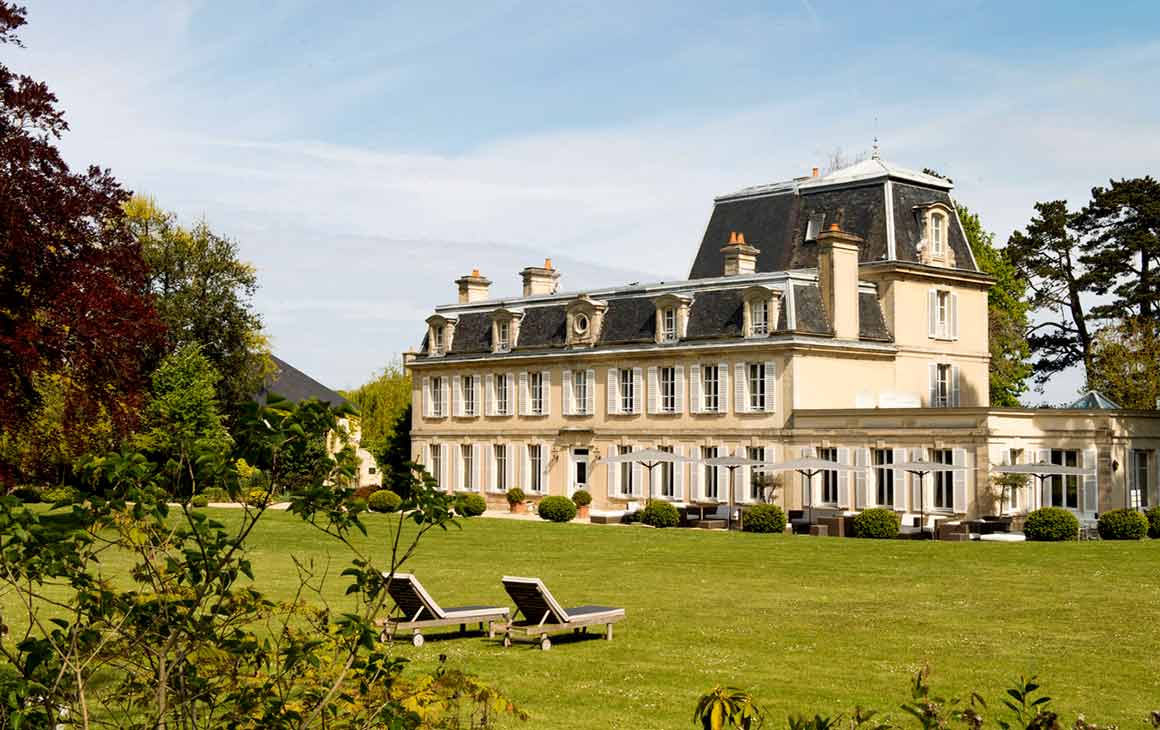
[572,448,589,493]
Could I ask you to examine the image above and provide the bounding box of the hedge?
[537,496,577,522]
[850,508,900,539]
[455,493,487,517]
[1097,508,1148,540]
[1022,507,1079,541]
[641,500,680,528]
[742,504,787,534]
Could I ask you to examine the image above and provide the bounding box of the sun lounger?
[378,572,509,647]
[499,576,625,650]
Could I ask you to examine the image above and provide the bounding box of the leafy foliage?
[1096,508,1148,540]
[342,361,412,490]
[640,499,680,528]
[693,685,764,730]
[1022,507,1079,542]
[369,489,402,512]
[850,508,900,539]
[1088,317,1160,410]
[990,473,1029,516]
[506,487,526,505]
[1146,506,1160,539]
[536,496,577,523]
[570,489,592,507]
[455,492,487,517]
[741,503,787,534]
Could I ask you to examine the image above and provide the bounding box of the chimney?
[520,257,560,297]
[455,268,492,304]
[811,167,819,178]
[720,231,759,276]
[815,223,863,339]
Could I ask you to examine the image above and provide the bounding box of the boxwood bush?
[640,500,680,528]
[1146,506,1160,539]
[201,486,230,502]
[1097,508,1148,540]
[245,489,270,507]
[537,495,577,522]
[455,492,487,517]
[571,489,592,507]
[189,494,209,508]
[1022,506,1079,541]
[41,485,81,504]
[851,508,900,539]
[505,487,525,505]
[368,489,402,513]
[742,504,787,534]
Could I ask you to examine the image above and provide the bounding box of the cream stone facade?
[406,158,1160,526]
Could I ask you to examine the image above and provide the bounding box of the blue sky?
[13,1,1160,402]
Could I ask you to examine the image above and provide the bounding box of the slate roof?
[684,289,744,340]
[257,356,353,409]
[514,305,567,349]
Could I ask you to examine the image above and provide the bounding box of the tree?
[990,472,1029,516]
[958,204,1032,406]
[0,3,166,484]
[1088,317,1160,410]
[124,196,269,412]
[342,361,412,489]
[1006,201,1093,387]
[1074,176,1160,322]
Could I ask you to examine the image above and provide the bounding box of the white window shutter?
[928,289,938,338]
[484,374,494,416]
[422,377,432,418]
[734,363,748,413]
[674,366,685,413]
[507,372,517,415]
[717,442,728,501]
[892,447,907,510]
[1083,448,1098,515]
[928,364,938,406]
[690,451,701,501]
[440,444,450,492]
[718,363,729,413]
[563,369,574,415]
[632,368,643,413]
[424,443,432,479]
[607,368,619,415]
[441,379,450,418]
[474,444,483,492]
[647,367,659,414]
[690,365,702,413]
[607,446,618,498]
[519,371,529,416]
[911,447,925,514]
[837,448,850,508]
[799,446,814,507]
[674,446,685,500]
[540,441,551,493]
[521,444,530,491]
[472,377,482,417]
[951,366,961,406]
[505,444,515,491]
[488,445,498,492]
[952,448,967,513]
[542,370,551,415]
[764,360,776,412]
[950,293,959,339]
[854,448,868,508]
[633,462,643,497]
[452,375,462,417]
[586,369,596,415]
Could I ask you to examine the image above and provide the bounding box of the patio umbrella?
[990,462,1091,513]
[891,459,969,538]
[600,447,701,503]
[756,456,860,526]
[701,454,772,531]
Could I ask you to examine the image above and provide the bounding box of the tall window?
[573,370,589,415]
[528,444,543,493]
[818,447,838,504]
[495,373,509,415]
[573,448,588,490]
[431,376,445,417]
[1051,449,1079,509]
[931,448,952,510]
[934,364,951,407]
[751,299,769,336]
[658,445,674,498]
[873,448,894,506]
[930,212,945,255]
[1132,450,1150,508]
[618,445,634,496]
[702,365,719,412]
[494,444,507,491]
[661,307,677,342]
[432,326,445,355]
[496,320,510,352]
[461,444,474,491]
[747,446,766,500]
[702,446,719,500]
[936,291,950,337]
[430,445,442,489]
[529,372,544,415]
[660,366,676,413]
[463,375,476,416]
[748,363,766,412]
[620,369,635,412]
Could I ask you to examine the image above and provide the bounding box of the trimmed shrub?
[1146,506,1160,539]
[537,496,577,523]
[201,486,230,502]
[742,504,787,534]
[10,485,42,503]
[1022,507,1079,541]
[571,489,592,507]
[455,492,487,517]
[1097,508,1148,540]
[368,489,402,513]
[640,500,680,528]
[41,485,81,504]
[850,508,901,539]
[245,488,269,507]
[189,494,209,508]
[505,487,526,505]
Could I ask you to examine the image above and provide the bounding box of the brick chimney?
[720,232,759,276]
[520,258,560,296]
[455,268,492,304]
[815,223,862,339]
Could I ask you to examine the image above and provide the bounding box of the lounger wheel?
[539,636,551,651]
[411,632,425,648]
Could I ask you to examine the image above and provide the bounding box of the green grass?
[7,508,1160,728]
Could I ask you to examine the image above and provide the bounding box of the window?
[748,363,766,412]
[660,367,677,413]
[1132,450,1150,508]
[936,291,949,337]
[461,444,474,491]
[702,446,719,500]
[431,376,445,417]
[818,447,838,504]
[369,467,377,475]
[750,299,769,336]
[1050,449,1079,509]
[873,448,894,506]
[930,212,945,255]
[573,448,589,491]
[529,372,544,415]
[432,326,445,356]
[618,445,635,496]
[495,445,507,491]
[573,312,589,336]
[702,365,719,412]
[463,375,476,416]
[620,368,635,413]
[661,307,677,342]
[528,444,543,493]
[805,212,824,242]
[496,320,510,352]
[747,446,766,500]
[430,446,442,489]
[658,445,674,498]
[931,448,952,510]
[573,370,589,415]
[495,373,510,415]
[934,364,951,407]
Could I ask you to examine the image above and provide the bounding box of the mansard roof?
[688,158,977,279]
[257,356,353,409]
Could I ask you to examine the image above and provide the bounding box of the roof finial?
[872,135,880,160]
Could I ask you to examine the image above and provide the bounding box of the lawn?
[7,508,1160,728]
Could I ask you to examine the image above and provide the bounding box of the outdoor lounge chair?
[378,572,509,647]
[499,576,625,650]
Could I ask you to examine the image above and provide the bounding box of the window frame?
[529,371,544,415]
[872,448,894,506]
[817,446,838,504]
[661,306,677,343]
[931,448,953,511]
[931,212,945,255]
[748,362,766,412]
[659,366,677,413]
[496,319,510,352]
[618,445,635,496]
[747,446,766,501]
[494,444,507,491]
[431,376,444,417]
[658,445,674,498]
[495,373,509,415]
[750,299,769,336]
[1050,448,1079,509]
[461,444,474,491]
[528,444,543,493]
[702,446,719,500]
[620,368,635,413]
[573,370,589,415]
[702,364,719,412]
[463,374,476,416]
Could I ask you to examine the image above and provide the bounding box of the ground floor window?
[1131,449,1150,509]
[528,444,543,493]
[658,445,674,498]
[430,445,442,489]
[461,444,474,491]
[817,447,837,504]
[702,446,718,500]
[930,448,952,510]
[1050,449,1078,509]
[619,445,635,496]
[495,445,507,491]
[573,448,588,491]
[873,448,894,505]
[747,446,766,500]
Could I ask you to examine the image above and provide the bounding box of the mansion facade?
[406,158,1160,524]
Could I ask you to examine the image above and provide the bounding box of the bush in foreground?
[742,504,787,534]
[1097,508,1148,540]
[537,496,576,522]
[368,489,402,512]
[1146,506,1160,538]
[641,500,680,528]
[455,492,487,517]
[850,507,900,539]
[1023,506,1079,541]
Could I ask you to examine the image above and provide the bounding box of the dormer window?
[574,312,589,336]
[661,307,677,342]
[425,314,456,357]
[432,326,445,355]
[565,295,607,348]
[741,285,780,339]
[651,293,692,345]
[915,203,956,268]
[930,212,945,255]
[490,307,523,353]
[496,320,510,351]
[805,212,825,242]
[751,299,769,335]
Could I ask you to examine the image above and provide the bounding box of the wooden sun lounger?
[499,576,625,650]
[377,572,509,647]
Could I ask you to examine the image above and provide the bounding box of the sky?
[11,0,1160,402]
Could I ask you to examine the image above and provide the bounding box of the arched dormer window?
[914,202,957,268]
[425,314,457,357]
[930,212,946,256]
[565,295,608,348]
[490,307,524,353]
[651,293,693,344]
[741,285,781,338]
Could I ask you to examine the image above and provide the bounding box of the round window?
[573,313,590,335]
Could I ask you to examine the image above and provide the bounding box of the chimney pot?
[829,223,841,232]
[471,268,480,277]
[812,167,819,177]
[544,257,553,270]
[455,269,492,304]
[736,232,746,245]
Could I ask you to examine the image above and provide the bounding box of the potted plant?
[571,489,592,519]
[506,487,526,514]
